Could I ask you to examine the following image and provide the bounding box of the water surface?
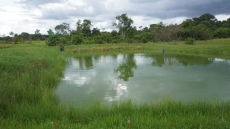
[56,53,230,106]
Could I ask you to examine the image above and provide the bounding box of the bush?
[213,28,230,38]
[46,29,60,46]
[59,37,69,45]
[94,36,105,44]
[71,35,84,45]
[185,37,195,45]
[142,37,148,43]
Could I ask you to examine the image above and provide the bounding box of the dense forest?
[1,13,230,45]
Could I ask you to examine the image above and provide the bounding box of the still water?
[56,53,230,106]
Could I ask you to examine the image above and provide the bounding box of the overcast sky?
[1,0,230,35]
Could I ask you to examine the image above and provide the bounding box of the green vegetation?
[66,38,230,57]
[185,37,196,45]
[1,13,230,46]
[0,42,66,128]
[0,39,230,128]
[2,100,230,128]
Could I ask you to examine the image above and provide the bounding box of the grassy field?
[0,39,230,128]
[66,38,230,56]
[0,44,14,49]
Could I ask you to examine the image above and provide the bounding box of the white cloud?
[216,14,230,21]
[0,0,230,35]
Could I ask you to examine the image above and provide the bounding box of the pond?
[55,53,230,106]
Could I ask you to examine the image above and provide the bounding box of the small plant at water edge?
[185,37,195,45]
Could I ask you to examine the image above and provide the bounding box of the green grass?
[0,39,230,128]
[0,42,66,121]
[65,38,230,59]
[1,100,230,128]
[0,44,14,49]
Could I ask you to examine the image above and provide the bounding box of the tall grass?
[0,39,230,128]
[0,43,66,117]
[1,100,230,128]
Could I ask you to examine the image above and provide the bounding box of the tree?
[76,20,82,32]
[46,29,60,46]
[213,27,230,38]
[150,22,167,42]
[81,19,92,37]
[35,29,41,40]
[113,13,134,40]
[20,32,30,43]
[74,19,92,37]
[193,13,217,30]
[191,24,212,40]
[9,31,14,37]
[111,30,118,37]
[125,26,137,43]
[111,30,122,43]
[181,19,194,28]
[9,31,14,44]
[92,28,101,36]
[55,23,70,35]
[221,18,230,28]
[198,13,217,23]
[13,34,23,44]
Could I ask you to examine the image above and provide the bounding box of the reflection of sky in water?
[63,74,90,86]
[63,58,96,86]
[56,54,230,106]
[214,58,225,62]
[104,74,128,102]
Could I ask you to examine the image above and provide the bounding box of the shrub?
[59,37,69,45]
[71,35,84,45]
[46,29,60,46]
[185,37,195,45]
[94,36,105,44]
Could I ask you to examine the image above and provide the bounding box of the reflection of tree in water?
[151,54,165,67]
[93,55,101,62]
[176,55,214,66]
[110,54,118,60]
[114,54,137,81]
[147,53,214,67]
[74,56,94,70]
[74,54,118,70]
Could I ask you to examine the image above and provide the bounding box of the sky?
[1,0,230,36]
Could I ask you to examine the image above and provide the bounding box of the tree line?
[1,13,230,45]
[0,29,48,44]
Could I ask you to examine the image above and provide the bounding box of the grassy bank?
[1,100,230,128]
[0,42,66,128]
[0,39,230,128]
[66,38,230,56]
